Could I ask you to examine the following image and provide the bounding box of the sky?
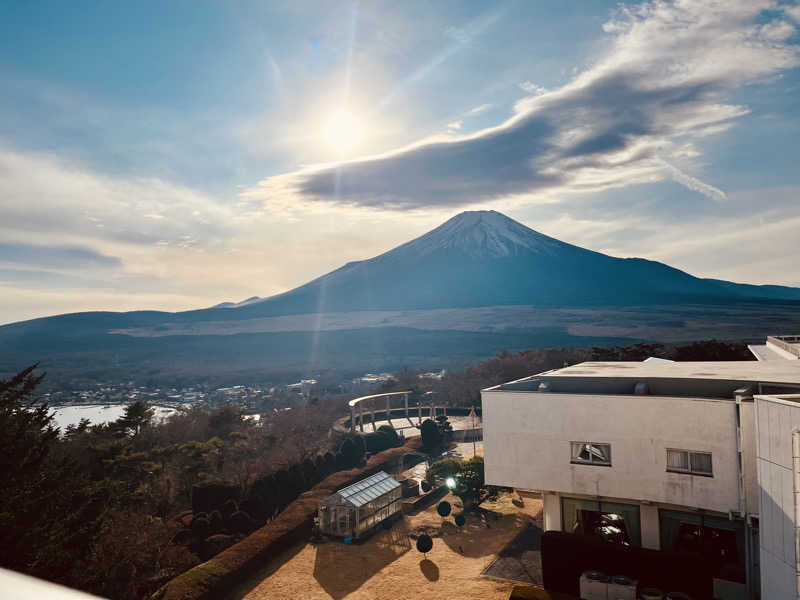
[1,0,800,324]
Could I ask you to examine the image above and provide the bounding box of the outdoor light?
[445,477,456,489]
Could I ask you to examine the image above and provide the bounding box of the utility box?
[607,575,637,600]
[579,571,608,600]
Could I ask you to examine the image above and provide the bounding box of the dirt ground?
[232,491,542,600]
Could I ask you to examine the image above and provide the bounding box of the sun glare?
[321,110,365,155]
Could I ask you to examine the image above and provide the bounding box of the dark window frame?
[666,448,713,477]
[570,441,612,467]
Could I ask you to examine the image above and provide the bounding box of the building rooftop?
[324,471,400,508]
[486,358,800,399]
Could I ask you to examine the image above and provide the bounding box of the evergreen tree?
[111,400,154,437]
[0,365,107,587]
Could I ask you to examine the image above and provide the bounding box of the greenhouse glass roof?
[335,471,400,507]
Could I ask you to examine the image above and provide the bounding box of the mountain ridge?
[2,210,800,331]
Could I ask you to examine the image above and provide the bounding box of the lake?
[51,404,176,430]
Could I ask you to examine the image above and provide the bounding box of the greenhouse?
[318,471,402,539]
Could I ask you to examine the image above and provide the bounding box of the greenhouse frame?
[318,471,402,539]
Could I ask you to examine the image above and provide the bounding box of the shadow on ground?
[419,559,439,581]
[312,521,412,599]
[226,542,307,599]
[436,511,526,559]
[481,523,543,586]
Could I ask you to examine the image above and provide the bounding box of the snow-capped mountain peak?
[394,210,566,259]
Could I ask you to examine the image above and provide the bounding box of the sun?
[321,110,365,155]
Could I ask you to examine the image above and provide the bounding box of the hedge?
[151,437,422,600]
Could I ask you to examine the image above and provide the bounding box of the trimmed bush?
[171,529,193,546]
[220,499,238,520]
[419,419,441,449]
[190,517,211,541]
[152,437,422,600]
[437,501,451,517]
[208,510,224,534]
[192,481,239,515]
[454,513,466,527]
[425,458,461,483]
[228,511,256,535]
[416,534,433,554]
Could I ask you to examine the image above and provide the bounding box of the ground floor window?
[561,497,641,546]
[659,509,745,583]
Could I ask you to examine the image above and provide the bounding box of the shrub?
[220,499,238,520]
[208,510,224,533]
[434,415,453,442]
[416,534,433,555]
[364,428,400,453]
[228,510,256,535]
[338,437,362,468]
[455,456,485,504]
[437,501,451,517]
[191,481,239,515]
[171,529,193,546]
[425,458,461,483]
[454,513,466,527]
[189,516,210,540]
[302,458,318,486]
[323,452,336,474]
[419,419,441,449]
[421,480,432,493]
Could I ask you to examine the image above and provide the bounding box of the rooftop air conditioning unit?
[639,588,664,600]
[607,575,637,600]
[579,571,608,600]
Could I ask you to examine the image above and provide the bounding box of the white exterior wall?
[740,401,760,516]
[482,390,743,515]
[755,396,800,600]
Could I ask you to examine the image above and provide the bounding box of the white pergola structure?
[348,390,445,432]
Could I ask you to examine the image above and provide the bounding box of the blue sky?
[1,0,799,323]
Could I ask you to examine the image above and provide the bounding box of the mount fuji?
[185,209,800,317]
[2,210,799,382]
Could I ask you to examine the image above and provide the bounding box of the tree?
[425,458,461,484]
[338,436,363,468]
[434,415,453,442]
[0,365,107,587]
[416,534,433,556]
[111,400,154,437]
[207,404,245,439]
[455,456,485,505]
[419,419,441,450]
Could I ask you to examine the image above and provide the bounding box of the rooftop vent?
[538,381,551,392]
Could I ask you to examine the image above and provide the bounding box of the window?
[666,449,712,476]
[659,509,745,583]
[570,442,611,466]
[561,497,641,546]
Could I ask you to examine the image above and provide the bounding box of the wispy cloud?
[248,1,799,211]
[518,81,547,95]
[466,103,492,116]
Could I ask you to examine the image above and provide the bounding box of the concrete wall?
[482,390,743,514]
[740,401,760,515]
[755,395,800,600]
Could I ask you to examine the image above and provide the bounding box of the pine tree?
[0,365,107,587]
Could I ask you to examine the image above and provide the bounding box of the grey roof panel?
[333,470,400,507]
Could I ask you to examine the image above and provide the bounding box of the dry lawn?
[233,492,541,600]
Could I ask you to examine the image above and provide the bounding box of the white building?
[482,336,800,600]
